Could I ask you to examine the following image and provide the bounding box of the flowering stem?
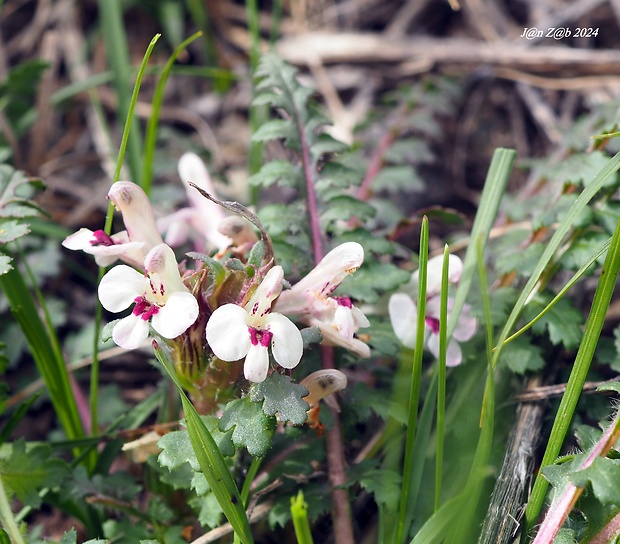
[297,116,323,263]
[321,345,355,544]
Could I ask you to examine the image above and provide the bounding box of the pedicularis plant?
[4,42,620,544]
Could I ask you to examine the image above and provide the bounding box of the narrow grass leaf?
[96,0,144,182]
[395,216,429,544]
[434,245,450,513]
[523,212,620,539]
[154,342,254,544]
[499,237,610,348]
[449,148,515,338]
[141,31,202,195]
[0,264,84,444]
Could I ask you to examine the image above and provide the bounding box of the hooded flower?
[206,266,303,383]
[275,242,370,358]
[98,243,199,350]
[388,254,476,367]
[62,181,163,268]
[158,152,232,252]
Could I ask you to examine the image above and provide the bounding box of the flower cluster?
[63,159,370,385]
[389,254,476,367]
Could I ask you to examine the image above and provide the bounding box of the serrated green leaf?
[526,296,584,350]
[0,219,30,243]
[0,440,70,508]
[495,242,546,277]
[0,255,12,275]
[251,119,295,143]
[341,261,410,303]
[571,457,620,506]
[58,529,77,544]
[219,397,276,457]
[157,417,235,472]
[358,467,402,512]
[248,160,302,188]
[372,165,425,192]
[560,231,609,271]
[250,374,309,425]
[190,491,224,528]
[499,336,545,373]
[321,195,376,226]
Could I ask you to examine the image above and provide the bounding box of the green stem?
[0,477,25,544]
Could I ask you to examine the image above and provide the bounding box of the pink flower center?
[426,316,440,334]
[249,326,272,347]
[91,230,115,247]
[132,295,160,321]
[333,296,353,308]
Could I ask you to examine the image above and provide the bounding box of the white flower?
[62,181,163,268]
[98,244,199,350]
[275,242,370,358]
[206,266,303,383]
[158,153,231,252]
[388,254,476,367]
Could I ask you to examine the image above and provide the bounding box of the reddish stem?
[297,116,324,263]
[357,128,397,202]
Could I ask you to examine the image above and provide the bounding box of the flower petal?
[244,343,270,382]
[427,333,463,367]
[98,266,147,312]
[206,304,251,361]
[266,313,303,369]
[151,291,199,339]
[108,181,163,251]
[453,305,477,342]
[313,320,371,358]
[416,254,463,298]
[388,293,418,348]
[112,315,150,350]
[245,266,284,322]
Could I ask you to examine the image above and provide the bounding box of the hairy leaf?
[219,397,276,457]
[0,440,69,508]
[250,373,309,425]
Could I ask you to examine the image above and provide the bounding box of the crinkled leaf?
[341,261,410,303]
[371,165,425,192]
[321,195,376,226]
[526,295,584,350]
[555,151,615,187]
[560,231,609,271]
[248,160,302,188]
[250,373,309,425]
[300,326,322,348]
[570,457,620,506]
[355,465,401,513]
[499,336,545,374]
[0,219,30,244]
[219,396,276,457]
[101,320,121,343]
[251,119,295,143]
[190,491,224,528]
[0,439,70,508]
[495,242,546,277]
[0,255,12,275]
[158,417,235,472]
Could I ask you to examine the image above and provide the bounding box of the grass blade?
[154,342,254,544]
[141,31,202,195]
[449,148,516,338]
[522,211,620,539]
[395,216,429,544]
[96,0,144,182]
